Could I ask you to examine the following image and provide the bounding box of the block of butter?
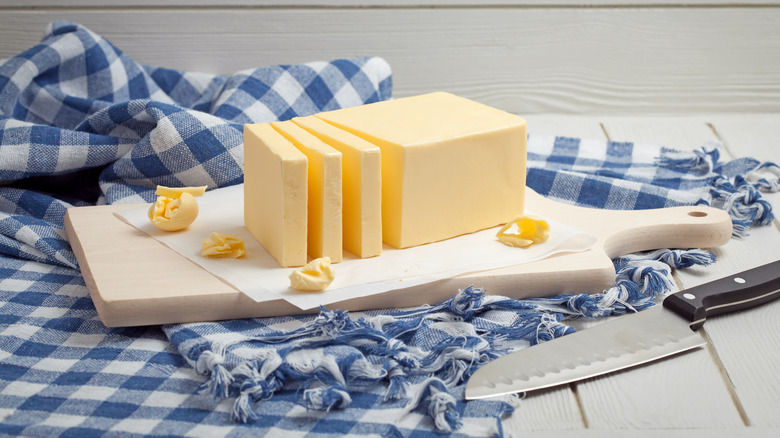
[271,120,343,263]
[243,123,308,268]
[317,92,527,248]
[293,115,382,259]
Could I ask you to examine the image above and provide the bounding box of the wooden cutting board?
[64,188,732,327]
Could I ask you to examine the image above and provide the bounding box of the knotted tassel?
[384,361,410,401]
[707,175,773,237]
[616,261,674,297]
[629,248,716,269]
[444,285,485,320]
[194,348,234,399]
[404,378,462,433]
[567,280,648,318]
[299,381,352,411]
[746,162,780,192]
[230,351,286,423]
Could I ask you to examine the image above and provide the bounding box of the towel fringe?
[194,348,234,399]
[657,142,719,173]
[229,352,286,422]
[746,162,780,191]
[658,144,778,238]
[300,381,352,411]
[188,249,718,432]
[403,378,462,433]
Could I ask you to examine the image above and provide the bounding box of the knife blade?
[465,259,780,400]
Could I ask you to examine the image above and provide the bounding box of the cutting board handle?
[599,205,732,258]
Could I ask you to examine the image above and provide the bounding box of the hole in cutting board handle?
[688,211,708,218]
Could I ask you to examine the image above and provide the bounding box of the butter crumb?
[200,232,247,258]
[496,215,550,248]
[289,257,335,292]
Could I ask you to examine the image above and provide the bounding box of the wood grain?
[7,1,780,7]
[1,7,779,114]
[689,117,780,428]
[577,348,744,429]
[509,387,585,431]
[65,187,731,327]
[598,116,780,430]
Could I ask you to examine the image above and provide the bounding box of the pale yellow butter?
[317,92,527,249]
[293,115,382,259]
[496,215,550,248]
[289,257,335,292]
[200,232,247,258]
[148,192,199,231]
[243,123,308,268]
[271,120,343,263]
[155,185,207,198]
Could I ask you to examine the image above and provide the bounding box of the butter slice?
[293,116,382,259]
[317,92,527,248]
[155,185,207,198]
[271,120,343,263]
[243,123,308,268]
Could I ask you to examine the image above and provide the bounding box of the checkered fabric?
[2,21,779,437]
[526,135,778,236]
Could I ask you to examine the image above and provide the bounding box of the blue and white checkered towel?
[1,21,778,437]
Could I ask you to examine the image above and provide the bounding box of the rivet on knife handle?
[664,260,780,330]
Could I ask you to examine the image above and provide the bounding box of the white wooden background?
[2,1,780,114]
[2,1,779,435]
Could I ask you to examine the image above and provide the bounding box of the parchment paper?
[115,185,596,310]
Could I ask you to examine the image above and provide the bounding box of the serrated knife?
[465,259,780,400]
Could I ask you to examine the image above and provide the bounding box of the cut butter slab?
[243,123,308,268]
[293,115,382,259]
[271,120,343,263]
[317,92,527,249]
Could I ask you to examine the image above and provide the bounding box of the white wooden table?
[503,114,780,437]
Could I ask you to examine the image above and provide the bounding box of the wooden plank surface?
[503,115,780,434]
[1,5,779,115]
[685,116,780,428]
[6,1,779,7]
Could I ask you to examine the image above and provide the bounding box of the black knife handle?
[663,260,780,331]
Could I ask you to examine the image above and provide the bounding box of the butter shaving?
[289,257,335,292]
[496,215,550,248]
[155,185,207,198]
[200,232,247,258]
[148,192,199,231]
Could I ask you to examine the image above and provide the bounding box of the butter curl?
[148,192,200,231]
[496,215,550,248]
[289,257,335,292]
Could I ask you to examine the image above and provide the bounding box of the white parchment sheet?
[116,184,596,310]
